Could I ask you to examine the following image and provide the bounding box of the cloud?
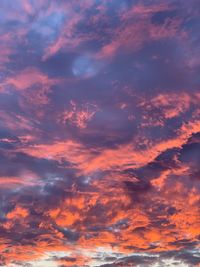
[0,0,199,266]
[59,100,99,129]
[5,67,58,91]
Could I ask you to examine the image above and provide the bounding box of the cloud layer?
[0,0,199,266]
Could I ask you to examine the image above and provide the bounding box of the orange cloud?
[7,206,29,220]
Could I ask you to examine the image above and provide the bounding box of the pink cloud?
[59,101,99,129]
[97,3,184,60]
[5,67,59,91]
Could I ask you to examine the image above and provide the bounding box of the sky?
[0,0,199,266]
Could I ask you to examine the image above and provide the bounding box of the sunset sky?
[0,0,200,266]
